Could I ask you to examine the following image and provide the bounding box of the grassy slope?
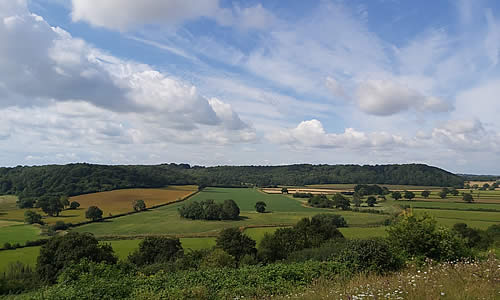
[73,188,388,237]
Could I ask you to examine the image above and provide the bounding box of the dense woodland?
[0,163,464,200]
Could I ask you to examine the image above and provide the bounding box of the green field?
[414,209,500,230]
[306,184,445,190]
[0,222,41,246]
[73,188,388,237]
[0,246,40,272]
[338,226,388,239]
[394,200,500,211]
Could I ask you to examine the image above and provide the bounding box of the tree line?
[0,163,464,202]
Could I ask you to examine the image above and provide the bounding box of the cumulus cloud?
[268,119,406,149]
[0,0,255,147]
[431,119,499,152]
[354,79,452,116]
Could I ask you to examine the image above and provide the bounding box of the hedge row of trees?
[178,199,240,220]
[0,163,464,201]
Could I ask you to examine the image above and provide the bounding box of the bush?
[128,236,183,266]
[336,239,404,274]
[69,201,80,209]
[201,248,236,269]
[308,194,333,208]
[255,201,266,213]
[133,199,146,212]
[387,214,470,261]
[51,221,69,231]
[36,232,117,283]
[0,262,39,295]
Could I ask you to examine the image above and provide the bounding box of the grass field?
[338,226,388,239]
[413,208,500,230]
[0,223,41,246]
[0,186,197,225]
[73,188,388,237]
[306,184,445,190]
[393,200,500,211]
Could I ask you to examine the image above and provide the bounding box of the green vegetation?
[0,223,40,246]
[73,188,387,237]
[0,163,464,202]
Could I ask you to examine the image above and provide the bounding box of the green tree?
[387,214,469,261]
[352,193,362,207]
[128,236,183,266]
[85,206,103,221]
[255,201,266,213]
[462,192,474,203]
[133,199,146,212]
[438,190,448,199]
[421,190,430,198]
[450,188,459,196]
[24,210,42,224]
[59,195,69,209]
[281,187,288,194]
[69,201,80,209]
[36,232,116,283]
[332,193,350,210]
[221,199,240,220]
[38,195,64,217]
[403,191,415,200]
[216,228,256,260]
[366,196,377,207]
[391,191,402,200]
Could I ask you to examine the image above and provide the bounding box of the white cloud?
[431,119,499,152]
[354,79,452,116]
[71,0,220,30]
[268,119,406,149]
[0,0,255,148]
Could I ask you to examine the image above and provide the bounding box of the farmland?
[72,188,388,237]
[0,186,197,225]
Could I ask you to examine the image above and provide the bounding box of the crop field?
[73,188,388,238]
[0,186,197,225]
[0,195,17,212]
[413,208,500,230]
[394,200,500,211]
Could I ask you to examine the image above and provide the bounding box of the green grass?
[0,223,41,246]
[0,246,40,272]
[0,195,17,211]
[394,200,500,211]
[73,188,388,237]
[414,208,499,230]
[306,184,444,190]
[243,227,285,246]
[339,226,388,239]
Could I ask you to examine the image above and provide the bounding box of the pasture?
[0,222,41,246]
[306,184,445,190]
[73,188,388,237]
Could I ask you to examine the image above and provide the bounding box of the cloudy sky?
[0,0,499,174]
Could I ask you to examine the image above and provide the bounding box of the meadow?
[72,188,389,238]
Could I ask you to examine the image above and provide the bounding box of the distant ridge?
[0,163,464,200]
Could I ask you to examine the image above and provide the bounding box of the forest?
[0,163,464,200]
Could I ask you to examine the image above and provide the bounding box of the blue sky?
[0,0,499,174]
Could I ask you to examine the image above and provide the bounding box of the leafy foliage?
[132,199,146,212]
[24,210,42,224]
[255,201,267,213]
[38,195,64,216]
[69,201,80,209]
[128,236,183,266]
[36,232,117,283]
[85,206,103,221]
[178,199,240,220]
[216,228,256,260]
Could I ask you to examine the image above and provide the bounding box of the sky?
[0,0,499,174]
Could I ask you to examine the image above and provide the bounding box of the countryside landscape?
[0,164,499,298]
[2,0,500,299]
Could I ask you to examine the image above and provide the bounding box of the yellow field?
[0,186,197,225]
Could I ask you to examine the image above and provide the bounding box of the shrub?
[387,214,469,261]
[336,239,404,274]
[133,199,146,212]
[255,201,266,213]
[0,262,39,295]
[201,248,236,269]
[51,221,69,231]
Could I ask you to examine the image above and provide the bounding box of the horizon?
[1,0,500,174]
